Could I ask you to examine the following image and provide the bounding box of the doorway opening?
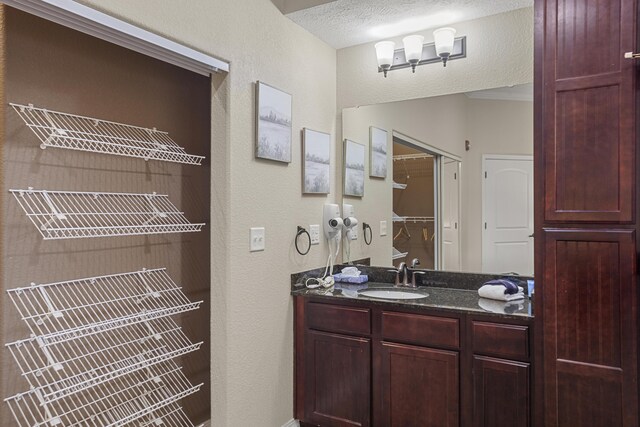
[391,133,461,270]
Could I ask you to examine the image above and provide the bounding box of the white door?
[442,159,461,271]
[482,155,533,276]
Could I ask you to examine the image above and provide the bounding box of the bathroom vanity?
[292,281,533,427]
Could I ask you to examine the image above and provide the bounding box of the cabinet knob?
[624,52,640,59]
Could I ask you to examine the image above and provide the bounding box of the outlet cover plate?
[380,220,387,236]
[310,224,320,245]
[250,227,265,251]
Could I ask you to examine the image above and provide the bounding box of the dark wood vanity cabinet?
[295,297,533,427]
[471,320,531,427]
[304,330,371,426]
[472,356,529,427]
[300,302,372,427]
[377,342,459,427]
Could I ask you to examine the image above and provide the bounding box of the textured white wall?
[76,1,337,426]
[336,7,533,110]
[342,95,532,272]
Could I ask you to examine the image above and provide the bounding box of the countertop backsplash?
[292,264,533,294]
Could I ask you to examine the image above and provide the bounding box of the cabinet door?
[377,342,459,427]
[304,330,370,427]
[540,229,637,426]
[540,0,636,223]
[473,356,530,427]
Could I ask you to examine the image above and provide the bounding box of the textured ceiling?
[286,0,533,49]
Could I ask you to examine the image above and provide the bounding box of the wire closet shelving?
[10,188,205,240]
[4,268,203,427]
[10,103,205,165]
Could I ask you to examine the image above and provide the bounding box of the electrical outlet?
[350,227,358,240]
[250,227,265,251]
[309,224,320,245]
[380,220,387,236]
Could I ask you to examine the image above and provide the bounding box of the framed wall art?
[370,126,388,178]
[302,128,331,194]
[256,81,292,163]
[344,139,365,197]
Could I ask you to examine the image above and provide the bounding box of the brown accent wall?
[0,7,211,423]
[392,143,435,268]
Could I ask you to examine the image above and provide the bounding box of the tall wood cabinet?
[535,0,638,425]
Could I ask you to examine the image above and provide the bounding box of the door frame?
[442,158,462,271]
[481,154,534,273]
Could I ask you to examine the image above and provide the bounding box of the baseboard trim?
[196,418,297,426]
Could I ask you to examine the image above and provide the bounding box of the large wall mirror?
[342,85,533,275]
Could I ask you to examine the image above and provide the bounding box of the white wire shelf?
[6,268,202,344]
[10,103,205,165]
[5,359,201,427]
[392,212,406,222]
[392,247,408,260]
[392,181,407,190]
[10,188,205,240]
[403,216,435,223]
[393,153,433,161]
[7,315,202,404]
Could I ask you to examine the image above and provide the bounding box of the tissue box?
[333,274,369,284]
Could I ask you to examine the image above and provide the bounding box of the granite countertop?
[291,281,533,320]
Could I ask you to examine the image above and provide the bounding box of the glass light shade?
[374,41,396,68]
[402,35,424,64]
[433,27,456,57]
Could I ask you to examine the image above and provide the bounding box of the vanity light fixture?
[433,27,456,66]
[374,41,396,77]
[402,35,425,72]
[375,27,466,77]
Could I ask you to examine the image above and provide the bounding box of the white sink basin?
[359,289,427,300]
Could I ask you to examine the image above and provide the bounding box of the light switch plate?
[380,220,387,236]
[250,227,265,251]
[309,224,320,245]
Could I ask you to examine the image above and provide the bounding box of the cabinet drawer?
[382,311,459,349]
[472,321,529,360]
[307,302,371,336]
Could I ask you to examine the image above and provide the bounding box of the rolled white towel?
[478,284,525,301]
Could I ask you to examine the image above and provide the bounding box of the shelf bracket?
[41,108,68,150]
[39,190,67,230]
[135,269,162,304]
[35,336,64,372]
[35,284,64,325]
[142,193,169,225]
[145,127,169,161]
[141,314,163,341]
[35,388,62,426]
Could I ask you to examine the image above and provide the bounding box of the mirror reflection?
[342,84,533,275]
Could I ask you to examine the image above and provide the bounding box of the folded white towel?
[478,284,525,301]
[478,298,524,314]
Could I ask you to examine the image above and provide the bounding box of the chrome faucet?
[389,261,427,288]
[388,262,410,287]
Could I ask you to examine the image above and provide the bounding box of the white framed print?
[344,139,365,197]
[256,81,292,163]
[302,128,331,194]
[370,126,388,178]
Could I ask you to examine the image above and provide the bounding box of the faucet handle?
[387,269,401,287]
[411,270,427,288]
